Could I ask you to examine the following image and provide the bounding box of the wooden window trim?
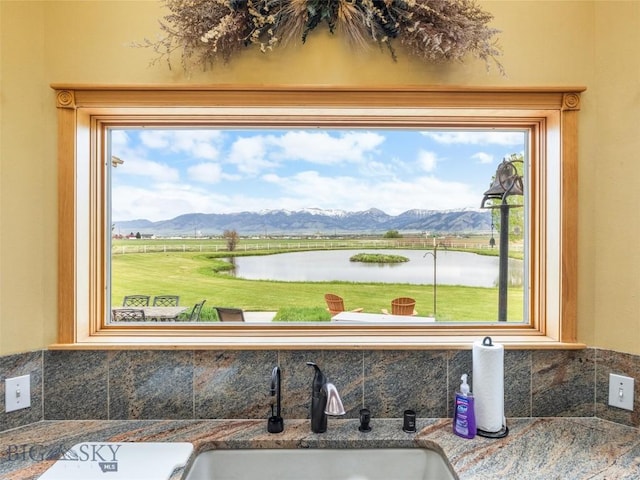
[52,85,585,350]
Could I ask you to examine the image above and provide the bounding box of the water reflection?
[229,249,523,288]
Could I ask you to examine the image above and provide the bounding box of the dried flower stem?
[136,0,503,74]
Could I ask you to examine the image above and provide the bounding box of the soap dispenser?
[453,374,476,439]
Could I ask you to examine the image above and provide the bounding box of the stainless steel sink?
[184,448,457,480]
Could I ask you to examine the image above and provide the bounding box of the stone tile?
[364,350,448,418]
[504,350,532,418]
[194,350,277,419]
[595,349,640,428]
[0,351,43,431]
[6,346,640,431]
[108,350,193,420]
[532,349,595,417]
[44,350,108,420]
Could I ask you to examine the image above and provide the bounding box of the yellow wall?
[0,1,638,355]
[590,2,640,354]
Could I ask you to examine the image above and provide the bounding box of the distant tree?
[223,229,239,251]
[384,230,402,239]
[135,231,141,239]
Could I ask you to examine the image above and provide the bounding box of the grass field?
[111,243,524,322]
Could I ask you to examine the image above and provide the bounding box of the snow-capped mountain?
[114,208,491,237]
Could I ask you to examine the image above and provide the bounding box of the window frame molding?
[53,85,585,350]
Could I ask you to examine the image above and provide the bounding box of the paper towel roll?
[472,336,504,433]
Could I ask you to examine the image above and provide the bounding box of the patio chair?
[153,295,180,306]
[214,307,246,322]
[382,297,418,316]
[122,295,150,307]
[112,308,146,322]
[324,293,363,316]
[186,300,206,321]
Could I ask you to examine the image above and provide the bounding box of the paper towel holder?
[475,336,509,439]
[477,424,509,438]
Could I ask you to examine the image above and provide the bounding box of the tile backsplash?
[1,347,639,432]
[0,351,43,432]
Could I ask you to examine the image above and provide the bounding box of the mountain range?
[114,208,492,237]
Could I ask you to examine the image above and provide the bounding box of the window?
[54,86,584,349]
[109,126,527,323]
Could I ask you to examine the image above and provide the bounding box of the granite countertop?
[1,417,639,480]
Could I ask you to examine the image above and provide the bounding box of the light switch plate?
[608,373,634,411]
[5,374,31,412]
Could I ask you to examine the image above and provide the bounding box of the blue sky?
[110,129,525,222]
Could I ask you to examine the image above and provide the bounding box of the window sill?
[48,333,586,350]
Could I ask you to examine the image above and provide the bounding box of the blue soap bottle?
[453,374,476,439]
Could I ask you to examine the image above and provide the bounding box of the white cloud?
[472,152,494,164]
[111,131,181,183]
[225,131,386,177]
[114,169,482,221]
[112,184,225,222]
[417,150,438,172]
[190,142,219,160]
[359,160,396,177]
[422,131,524,145]
[260,170,477,215]
[138,130,170,149]
[111,130,130,149]
[111,128,511,221]
[187,163,223,184]
[227,136,277,175]
[271,131,385,165]
[139,130,222,160]
[115,157,180,183]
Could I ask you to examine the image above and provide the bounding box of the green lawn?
[111,251,524,322]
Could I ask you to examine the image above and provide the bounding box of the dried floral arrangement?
[138,0,504,74]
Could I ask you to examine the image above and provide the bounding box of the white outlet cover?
[5,374,31,412]
[608,373,634,411]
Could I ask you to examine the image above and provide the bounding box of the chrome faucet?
[267,366,284,433]
[306,362,345,433]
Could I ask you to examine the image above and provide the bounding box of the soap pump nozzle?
[460,374,471,396]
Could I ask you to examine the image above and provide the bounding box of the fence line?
[112,241,522,255]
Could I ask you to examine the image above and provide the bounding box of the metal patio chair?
[152,295,180,306]
[122,295,151,307]
[186,300,206,321]
[112,308,146,322]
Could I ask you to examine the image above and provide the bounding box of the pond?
[230,249,523,287]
